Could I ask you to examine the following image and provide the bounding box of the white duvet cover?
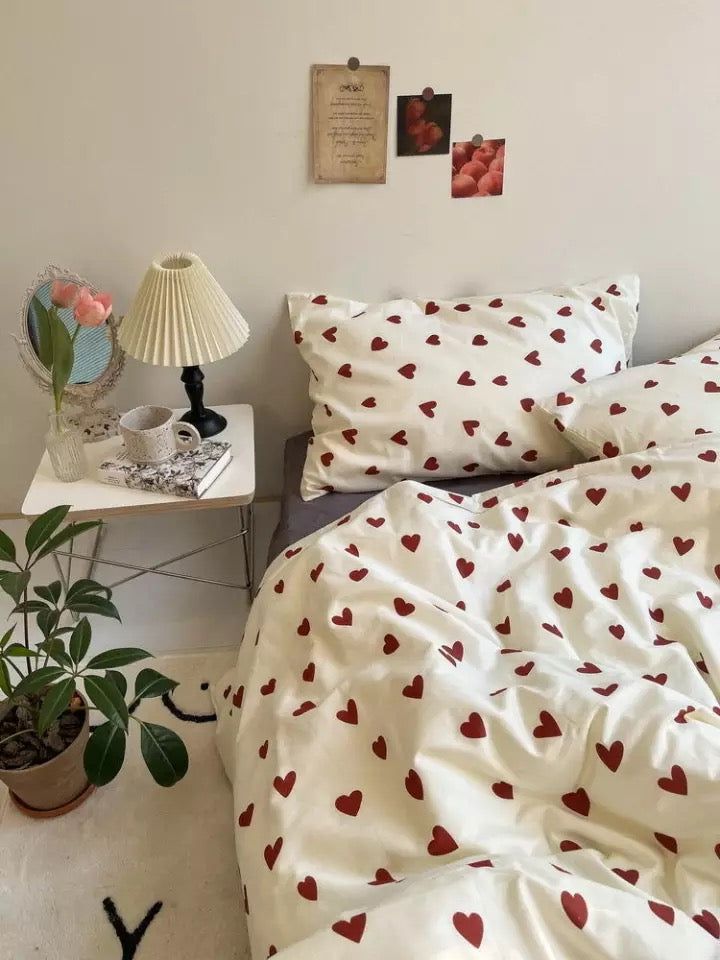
[215,438,720,959]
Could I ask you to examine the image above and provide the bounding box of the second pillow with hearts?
[289,276,639,499]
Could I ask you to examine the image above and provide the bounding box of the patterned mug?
[119,405,201,464]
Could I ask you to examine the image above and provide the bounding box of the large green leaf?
[12,665,66,699]
[37,677,75,734]
[34,581,62,605]
[69,617,91,664]
[35,520,102,562]
[31,295,54,369]
[139,721,188,787]
[49,307,74,412]
[0,626,16,651]
[37,637,71,668]
[3,644,41,658]
[84,721,126,786]
[66,595,120,621]
[0,528,16,564]
[0,570,31,604]
[84,674,129,730]
[25,506,71,556]
[37,607,60,639]
[134,668,178,701]
[11,599,49,616]
[105,669,128,698]
[0,659,11,697]
[65,578,111,603]
[85,647,150,670]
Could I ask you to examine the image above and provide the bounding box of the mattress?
[267,431,531,563]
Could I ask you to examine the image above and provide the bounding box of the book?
[98,440,232,499]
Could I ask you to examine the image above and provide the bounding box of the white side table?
[22,405,255,598]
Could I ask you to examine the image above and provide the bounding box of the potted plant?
[0,505,187,816]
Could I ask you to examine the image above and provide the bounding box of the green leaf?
[37,677,75,734]
[69,617,91,664]
[139,721,188,787]
[66,595,120,621]
[25,506,71,556]
[0,626,16,651]
[65,578,111,603]
[0,659,11,697]
[31,295,54,369]
[49,307,74,412]
[0,570,31,604]
[0,528,16,564]
[85,647,150,670]
[12,665,66,698]
[37,607,60,640]
[35,520,102,562]
[134,668,178,701]
[84,721,126,786]
[34,581,62,605]
[105,669,128,698]
[3,644,41,658]
[83,674,129,730]
[11,599,49,615]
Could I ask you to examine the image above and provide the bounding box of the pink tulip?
[74,288,112,327]
[50,280,80,308]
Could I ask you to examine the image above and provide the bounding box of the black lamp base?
[179,365,227,439]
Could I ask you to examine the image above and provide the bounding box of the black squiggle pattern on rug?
[102,897,162,960]
[160,689,216,723]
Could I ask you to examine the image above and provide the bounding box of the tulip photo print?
[452,138,506,197]
[397,93,452,156]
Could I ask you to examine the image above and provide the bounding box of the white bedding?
[215,438,720,958]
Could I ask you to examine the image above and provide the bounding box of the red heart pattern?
[219,431,720,958]
[289,281,638,497]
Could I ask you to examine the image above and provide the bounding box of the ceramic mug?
[119,405,201,464]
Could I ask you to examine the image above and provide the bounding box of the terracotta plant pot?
[0,695,92,814]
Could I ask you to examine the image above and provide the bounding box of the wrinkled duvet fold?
[215,437,720,959]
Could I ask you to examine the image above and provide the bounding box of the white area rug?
[0,651,251,960]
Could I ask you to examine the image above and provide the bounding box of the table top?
[22,405,255,519]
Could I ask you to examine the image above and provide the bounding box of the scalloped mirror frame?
[15,264,126,411]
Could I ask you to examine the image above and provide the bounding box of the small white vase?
[45,412,86,482]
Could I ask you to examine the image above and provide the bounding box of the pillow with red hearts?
[288,276,639,499]
[536,331,720,459]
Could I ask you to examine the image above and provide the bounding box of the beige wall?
[2,0,720,513]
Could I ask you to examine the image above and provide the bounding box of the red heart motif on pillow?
[658,764,687,795]
[595,740,624,772]
[592,296,605,311]
[520,397,535,412]
[292,700,316,716]
[322,326,337,342]
[401,533,421,552]
[336,699,358,724]
[561,892,588,929]
[492,781,514,799]
[524,350,541,365]
[706,381,720,392]
[294,331,303,344]
[495,431,512,447]
[391,430,408,445]
[261,678,276,696]
[612,867,638,885]
[489,298,503,308]
[232,686,244,708]
[472,334,488,346]
[332,607,353,626]
[454,303,471,312]
[424,457,439,471]
[554,587,573,609]
[495,616,511,635]
[460,712,486,738]
[368,868,397,884]
[533,710,562,738]
[320,451,334,468]
[425,301,440,315]
[585,488,607,506]
[556,392,574,406]
[312,294,328,305]
[655,832,678,853]
[699,449,718,462]
[701,355,719,364]
[452,912,484,948]
[557,305,573,317]
[403,767,424,799]
[515,661,534,676]
[661,402,680,416]
[398,363,416,379]
[335,790,362,816]
[337,363,352,378]
[577,661,600,673]
[402,674,423,697]
[383,634,399,654]
[522,450,538,462]
[273,770,296,797]
[673,536,694,555]
[386,314,402,324]
[348,567,367,583]
[590,339,603,353]
[463,419,480,436]
[508,533,524,551]
[297,876,317,901]
[606,283,621,296]
[371,336,388,351]
[559,840,582,852]
[571,367,586,383]
[550,328,566,342]
[508,315,525,327]
[609,402,626,415]
[551,547,570,561]
[425,334,441,345]
[341,428,357,445]
[649,902,675,925]
[237,802,254,827]
[310,563,324,582]
[274,579,284,594]
[608,624,625,639]
[264,837,283,869]
[394,597,415,616]
[492,375,508,386]
[463,462,479,472]
[332,914,366,943]
[457,370,476,386]
[456,558,474,578]
[371,736,387,759]
[365,465,380,475]
[562,787,590,816]
[671,482,691,501]
[427,825,458,855]
[600,583,619,600]
[693,910,720,939]
[361,396,376,407]
[592,683,618,696]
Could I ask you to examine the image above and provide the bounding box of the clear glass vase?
[45,412,86,482]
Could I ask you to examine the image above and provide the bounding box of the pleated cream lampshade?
[119,252,249,367]
[119,252,249,439]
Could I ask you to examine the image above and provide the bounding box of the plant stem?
[0,728,34,749]
[5,658,26,682]
[22,586,31,675]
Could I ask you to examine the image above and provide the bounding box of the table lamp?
[119,252,249,438]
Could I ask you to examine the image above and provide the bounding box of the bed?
[216,435,720,959]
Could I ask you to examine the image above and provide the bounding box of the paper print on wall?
[451,138,505,197]
[397,94,452,156]
[312,64,390,184]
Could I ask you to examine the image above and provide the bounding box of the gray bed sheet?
[267,432,532,564]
